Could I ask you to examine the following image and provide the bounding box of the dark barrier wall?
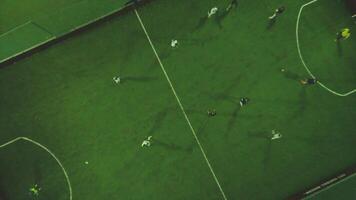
[346,0,356,15]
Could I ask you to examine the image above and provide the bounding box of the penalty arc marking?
[0,137,72,200]
[296,0,356,97]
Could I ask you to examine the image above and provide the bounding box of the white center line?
[134,9,228,200]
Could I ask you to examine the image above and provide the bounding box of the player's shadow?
[0,177,9,200]
[146,107,171,136]
[281,69,302,81]
[33,162,43,187]
[336,40,343,56]
[226,106,241,133]
[247,131,272,169]
[290,87,308,120]
[196,118,210,139]
[153,138,193,153]
[185,108,206,116]
[121,76,158,84]
[195,16,208,30]
[263,140,273,169]
[266,19,276,30]
[215,11,230,29]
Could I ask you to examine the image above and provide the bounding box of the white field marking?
[296,0,356,97]
[0,137,72,200]
[0,21,32,38]
[134,9,228,200]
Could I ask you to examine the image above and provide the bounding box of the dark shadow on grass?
[121,76,158,84]
[263,140,272,170]
[196,118,210,138]
[226,106,241,136]
[33,162,42,186]
[200,92,237,104]
[147,108,170,136]
[153,138,193,153]
[247,130,272,169]
[281,69,302,81]
[0,178,9,200]
[290,87,308,120]
[266,19,276,30]
[247,130,269,140]
[336,40,343,56]
[186,108,206,116]
[195,16,208,30]
[201,75,242,104]
[215,11,229,29]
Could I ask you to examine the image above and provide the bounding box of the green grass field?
[0,0,82,35]
[0,0,355,199]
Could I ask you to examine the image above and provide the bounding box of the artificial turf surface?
[0,0,355,199]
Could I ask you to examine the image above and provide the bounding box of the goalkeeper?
[335,28,351,41]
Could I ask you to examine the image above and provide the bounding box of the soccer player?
[113,76,121,84]
[239,97,250,107]
[300,78,317,85]
[226,0,238,12]
[335,28,351,41]
[208,7,219,18]
[29,184,41,196]
[171,39,178,48]
[269,6,285,21]
[271,130,282,140]
[207,109,217,117]
[141,136,152,147]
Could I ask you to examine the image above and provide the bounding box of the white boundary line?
[303,172,356,199]
[0,21,33,38]
[0,36,56,64]
[0,137,72,200]
[134,9,228,200]
[0,3,130,64]
[296,0,356,97]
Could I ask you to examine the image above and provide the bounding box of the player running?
[171,39,178,48]
[239,97,250,107]
[141,136,153,147]
[269,6,285,21]
[335,28,351,41]
[207,109,217,117]
[113,76,121,84]
[300,78,317,85]
[29,184,41,197]
[208,7,219,18]
[271,130,282,140]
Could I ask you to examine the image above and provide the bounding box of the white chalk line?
[296,0,356,97]
[0,137,72,200]
[134,9,228,200]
